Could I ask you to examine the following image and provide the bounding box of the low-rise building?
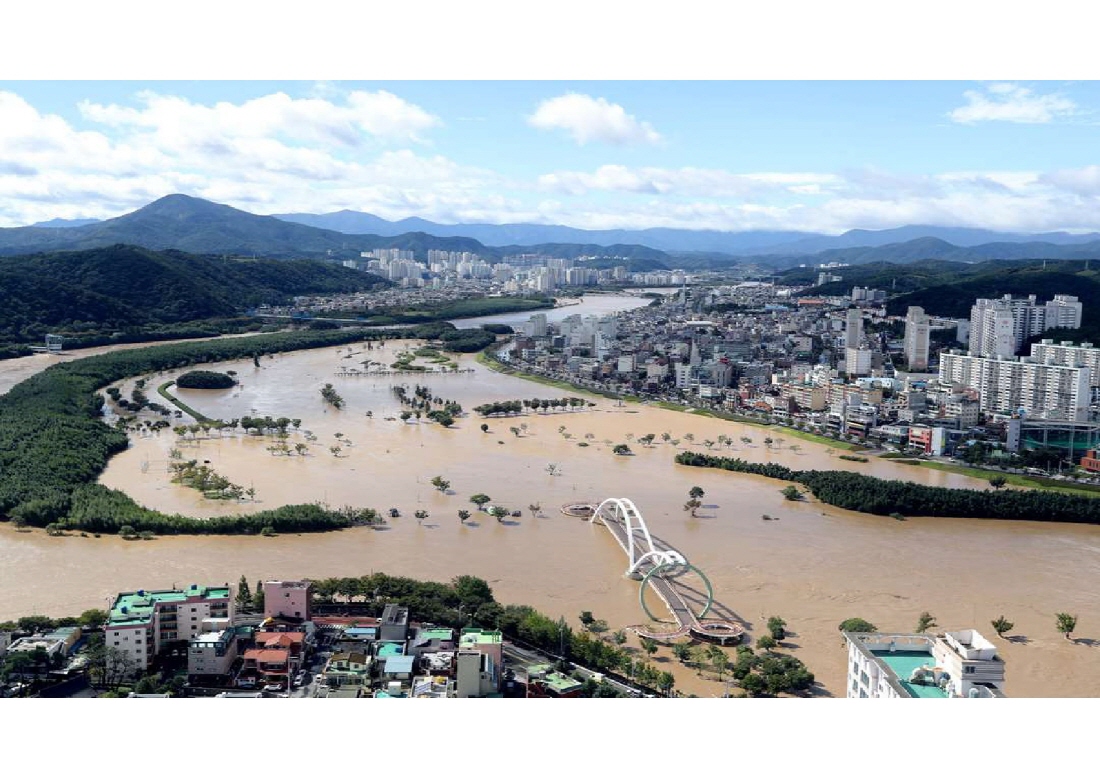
[525,664,584,698]
[324,651,371,687]
[262,580,312,622]
[379,604,410,642]
[381,655,416,685]
[6,630,78,659]
[240,648,290,686]
[188,629,238,679]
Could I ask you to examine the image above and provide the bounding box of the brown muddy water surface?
[2,337,1099,697]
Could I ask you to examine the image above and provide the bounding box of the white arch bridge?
[577,497,745,644]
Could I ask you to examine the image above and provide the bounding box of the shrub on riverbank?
[175,370,237,389]
[674,451,1100,524]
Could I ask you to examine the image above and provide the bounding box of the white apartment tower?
[1030,339,1100,387]
[845,347,873,377]
[969,294,1082,358]
[940,350,1090,422]
[904,306,931,371]
[845,308,862,347]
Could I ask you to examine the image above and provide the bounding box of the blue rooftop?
[384,655,415,673]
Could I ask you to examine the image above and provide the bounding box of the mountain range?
[272,209,1100,256]
[0,195,673,270]
[7,194,1100,269]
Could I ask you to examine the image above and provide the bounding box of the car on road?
[263,682,285,693]
[293,671,308,688]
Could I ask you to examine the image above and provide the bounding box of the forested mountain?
[0,244,388,353]
[885,264,1100,345]
[0,195,677,264]
[782,257,1100,346]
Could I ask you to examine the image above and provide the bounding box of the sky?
[2,80,1100,235]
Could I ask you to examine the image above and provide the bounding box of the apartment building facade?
[940,351,1090,422]
[903,306,931,371]
[969,294,1082,358]
[106,584,232,673]
[1030,340,1100,388]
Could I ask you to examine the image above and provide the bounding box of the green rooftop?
[527,664,582,694]
[418,628,454,642]
[872,650,949,699]
[459,628,502,646]
[108,585,231,627]
[376,642,405,657]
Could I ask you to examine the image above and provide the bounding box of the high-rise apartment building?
[845,346,872,376]
[903,306,931,371]
[939,350,1090,422]
[845,308,862,347]
[1030,339,1100,387]
[969,294,1082,358]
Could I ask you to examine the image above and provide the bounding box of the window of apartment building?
[964,666,976,674]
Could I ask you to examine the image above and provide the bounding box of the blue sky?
[1,80,1099,234]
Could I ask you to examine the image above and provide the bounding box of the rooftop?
[191,630,233,646]
[871,650,948,699]
[376,642,405,658]
[108,585,230,626]
[459,628,503,646]
[255,632,305,648]
[416,628,454,643]
[384,655,416,674]
[527,665,583,694]
[243,648,290,665]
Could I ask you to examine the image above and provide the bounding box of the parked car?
[263,682,284,693]
[293,671,308,688]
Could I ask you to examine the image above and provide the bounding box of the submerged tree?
[991,615,1014,638]
[915,611,938,634]
[1056,612,1078,640]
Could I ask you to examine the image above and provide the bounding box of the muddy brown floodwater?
[3,339,1100,697]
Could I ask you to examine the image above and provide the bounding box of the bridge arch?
[591,497,685,578]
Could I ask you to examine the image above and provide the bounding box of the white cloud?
[949,83,1078,124]
[527,93,661,145]
[7,88,1100,236]
[538,164,839,197]
[1038,165,1100,196]
[79,89,441,148]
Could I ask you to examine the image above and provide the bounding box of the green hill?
[0,244,389,354]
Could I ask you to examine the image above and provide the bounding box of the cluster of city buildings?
[504,283,1100,461]
[345,250,686,291]
[97,581,513,699]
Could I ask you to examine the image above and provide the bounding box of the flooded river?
[1,306,1099,697]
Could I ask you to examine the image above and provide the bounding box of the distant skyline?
[2,81,1100,234]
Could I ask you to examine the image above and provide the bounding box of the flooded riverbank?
[1,343,1094,697]
[2,314,1099,697]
